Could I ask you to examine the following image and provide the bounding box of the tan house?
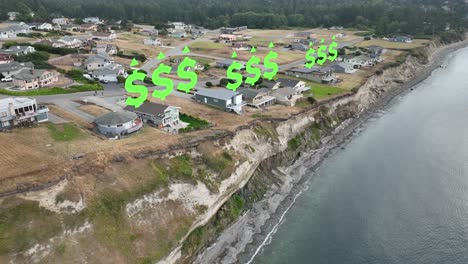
[12,69,58,90]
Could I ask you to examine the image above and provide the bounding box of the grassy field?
[47,123,85,142]
[0,84,102,96]
[179,113,211,133]
[356,39,429,50]
[276,74,346,100]
[189,41,225,51]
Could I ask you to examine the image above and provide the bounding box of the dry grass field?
[356,39,429,50]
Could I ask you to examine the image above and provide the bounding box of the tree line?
[0,0,466,37]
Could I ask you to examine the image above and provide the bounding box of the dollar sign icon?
[151,63,174,101]
[328,41,338,62]
[316,44,328,65]
[125,70,148,108]
[226,61,243,91]
[177,57,198,93]
[305,48,316,69]
[263,51,278,80]
[245,56,261,86]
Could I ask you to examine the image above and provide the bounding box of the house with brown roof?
[0,54,13,65]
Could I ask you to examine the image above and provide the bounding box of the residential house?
[294,31,313,38]
[92,32,116,41]
[291,43,308,51]
[12,69,58,90]
[220,26,248,34]
[276,78,310,93]
[94,111,143,137]
[58,36,84,48]
[168,32,187,38]
[0,97,49,129]
[144,38,162,46]
[285,67,336,84]
[390,36,413,43]
[167,22,191,31]
[367,45,384,58]
[238,87,276,108]
[216,59,245,70]
[0,24,31,39]
[335,33,346,38]
[79,23,98,32]
[295,38,317,46]
[91,64,126,82]
[36,39,65,48]
[37,23,53,31]
[84,54,112,71]
[52,17,70,25]
[0,54,13,64]
[124,101,180,128]
[346,54,376,67]
[0,62,34,78]
[330,62,358,74]
[271,87,302,106]
[0,46,35,56]
[7,12,19,21]
[62,24,78,32]
[232,42,250,51]
[140,28,159,36]
[95,44,119,55]
[219,34,236,43]
[83,17,103,24]
[193,89,245,114]
[260,80,281,90]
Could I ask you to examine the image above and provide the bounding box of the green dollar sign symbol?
[151,63,173,101]
[226,61,243,91]
[305,48,316,69]
[263,51,278,80]
[328,41,338,62]
[125,70,148,108]
[177,57,198,93]
[316,44,328,65]
[245,56,261,86]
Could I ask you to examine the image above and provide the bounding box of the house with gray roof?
[91,64,127,82]
[94,111,143,137]
[330,62,358,74]
[238,87,276,108]
[0,62,34,78]
[216,59,245,69]
[291,43,308,51]
[0,24,31,39]
[276,78,310,93]
[124,101,180,128]
[0,46,35,56]
[271,87,302,106]
[84,54,112,71]
[12,69,58,90]
[193,89,245,114]
[0,97,49,129]
[286,67,336,84]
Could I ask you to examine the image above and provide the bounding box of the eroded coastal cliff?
[0,38,466,264]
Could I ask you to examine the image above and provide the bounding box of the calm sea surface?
[252,48,468,264]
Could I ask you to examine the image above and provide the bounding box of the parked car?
[100,79,109,84]
[1,76,12,82]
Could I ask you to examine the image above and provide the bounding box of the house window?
[213,99,218,103]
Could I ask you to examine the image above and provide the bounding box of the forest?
[0,0,466,37]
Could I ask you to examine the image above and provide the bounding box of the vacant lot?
[78,104,111,117]
[356,39,429,50]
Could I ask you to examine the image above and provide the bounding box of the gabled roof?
[12,69,47,81]
[272,87,297,97]
[277,78,300,88]
[0,62,34,73]
[195,89,239,101]
[124,101,171,118]
[238,88,270,99]
[261,80,279,89]
[0,97,36,109]
[85,54,111,64]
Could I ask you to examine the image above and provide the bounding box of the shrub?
[205,81,213,87]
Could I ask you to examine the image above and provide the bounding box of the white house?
[0,24,31,39]
[58,36,84,48]
[91,64,127,82]
[92,32,116,41]
[83,17,103,24]
[95,44,119,55]
[38,23,54,31]
[7,12,19,21]
[144,38,162,46]
[84,54,113,71]
[0,46,36,56]
[52,17,70,25]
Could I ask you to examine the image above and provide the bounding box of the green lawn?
[189,41,225,51]
[276,74,346,100]
[47,123,85,141]
[179,113,211,133]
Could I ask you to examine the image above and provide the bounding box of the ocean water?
[251,48,468,264]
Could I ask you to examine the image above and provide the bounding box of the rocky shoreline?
[192,39,468,264]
